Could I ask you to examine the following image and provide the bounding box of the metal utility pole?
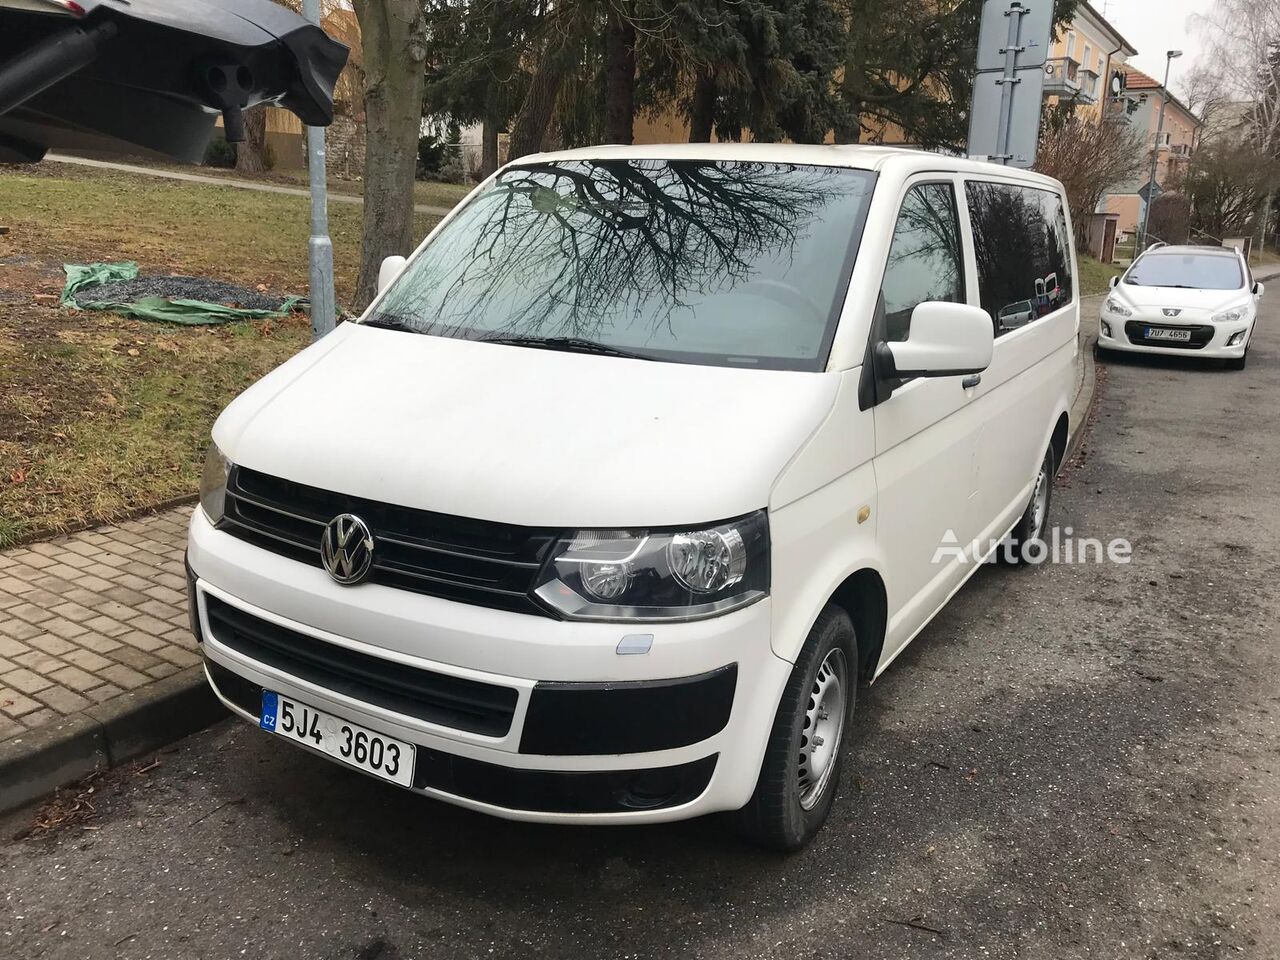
[302,0,336,340]
[993,2,1028,163]
[1137,49,1182,253]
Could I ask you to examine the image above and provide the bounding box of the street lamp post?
[1136,49,1182,253]
[302,0,336,341]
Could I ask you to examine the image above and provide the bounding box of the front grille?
[221,466,560,616]
[1124,321,1215,350]
[204,595,518,737]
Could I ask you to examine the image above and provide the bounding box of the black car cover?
[0,0,348,163]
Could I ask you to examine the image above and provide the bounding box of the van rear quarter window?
[965,181,1074,333]
[371,159,877,371]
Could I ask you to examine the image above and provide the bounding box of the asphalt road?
[4,300,1279,960]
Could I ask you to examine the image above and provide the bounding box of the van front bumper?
[187,507,792,824]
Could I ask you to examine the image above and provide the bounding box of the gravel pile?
[72,275,291,311]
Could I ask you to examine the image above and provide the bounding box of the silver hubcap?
[798,648,848,810]
[1029,463,1049,539]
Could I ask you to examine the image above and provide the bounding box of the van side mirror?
[1253,281,1265,299]
[1109,275,1120,289]
[879,302,994,379]
[378,255,407,294]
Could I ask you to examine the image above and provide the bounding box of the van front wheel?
[1005,446,1055,564]
[730,606,857,852]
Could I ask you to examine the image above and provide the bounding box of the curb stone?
[0,665,222,816]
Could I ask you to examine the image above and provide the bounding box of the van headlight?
[199,442,231,524]
[534,511,769,621]
[1103,297,1132,318]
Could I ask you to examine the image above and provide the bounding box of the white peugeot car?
[188,145,1079,850]
[1097,244,1264,370]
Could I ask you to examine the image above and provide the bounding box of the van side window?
[966,181,1074,335]
[882,183,965,342]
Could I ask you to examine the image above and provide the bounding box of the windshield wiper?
[479,335,656,361]
[362,314,420,332]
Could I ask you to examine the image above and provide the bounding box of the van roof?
[516,142,1065,190]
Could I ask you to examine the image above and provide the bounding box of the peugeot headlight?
[199,442,231,525]
[1211,304,1248,323]
[1103,297,1133,318]
[535,511,769,621]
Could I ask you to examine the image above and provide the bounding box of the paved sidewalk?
[0,507,196,742]
[44,153,456,218]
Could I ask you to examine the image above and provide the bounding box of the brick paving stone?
[36,620,85,643]
[105,582,151,602]
[125,613,171,636]
[76,632,124,654]
[0,618,41,641]
[155,645,200,668]
[108,647,161,672]
[72,574,115,593]
[48,664,99,693]
[14,651,63,674]
[0,715,25,740]
[146,662,180,680]
[137,599,182,622]
[1,667,53,695]
[7,602,55,625]
[50,601,97,623]
[83,614,130,637]
[19,707,57,728]
[34,684,90,714]
[29,633,78,656]
[17,552,56,570]
[84,682,124,704]
[116,629,166,653]
[99,663,149,690]
[0,689,42,717]
[61,648,114,673]
[0,636,33,658]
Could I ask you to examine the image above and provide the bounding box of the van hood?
[213,324,840,528]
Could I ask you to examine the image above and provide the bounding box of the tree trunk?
[603,5,635,144]
[509,19,573,159]
[235,105,271,174]
[352,0,428,312]
[688,69,715,142]
[481,84,501,178]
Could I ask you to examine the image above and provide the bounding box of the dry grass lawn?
[0,163,444,547]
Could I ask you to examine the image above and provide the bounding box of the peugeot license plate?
[1145,327,1191,342]
[260,691,415,787]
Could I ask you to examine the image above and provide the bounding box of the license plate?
[1145,327,1191,341]
[260,691,415,787]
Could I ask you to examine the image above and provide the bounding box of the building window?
[1067,32,1076,60]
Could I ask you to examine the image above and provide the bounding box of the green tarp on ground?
[61,262,307,325]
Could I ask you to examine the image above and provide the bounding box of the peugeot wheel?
[730,605,857,852]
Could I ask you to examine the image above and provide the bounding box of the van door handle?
[962,374,982,389]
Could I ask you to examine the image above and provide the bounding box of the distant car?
[998,299,1035,330]
[1098,245,1264,370]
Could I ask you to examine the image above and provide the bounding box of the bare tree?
[235,105,272,174]
[1193,0,1280,249]
[1034,114,1144,248]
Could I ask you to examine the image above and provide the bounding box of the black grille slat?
[205,596,518,736]
[222,467,559,616]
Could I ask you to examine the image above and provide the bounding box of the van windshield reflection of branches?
[372,159,876,370]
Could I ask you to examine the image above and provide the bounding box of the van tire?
[729,606,857,852]
[1005,447,1055,565]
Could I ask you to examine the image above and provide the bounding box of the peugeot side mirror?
[1109,275,1120,289]
[1253,281,1265,300]
[879,302,994,379]
[378,255,407,295]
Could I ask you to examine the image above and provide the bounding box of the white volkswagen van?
[188,145,1078,850]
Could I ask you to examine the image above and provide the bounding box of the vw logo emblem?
[1162,308,1182,317]
[320,514,375,585]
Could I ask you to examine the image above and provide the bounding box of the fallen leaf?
[9,469,24,484]
[127,348,139,357]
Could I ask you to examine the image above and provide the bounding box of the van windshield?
[367,159,876,370]
[1124,252,1243,290]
